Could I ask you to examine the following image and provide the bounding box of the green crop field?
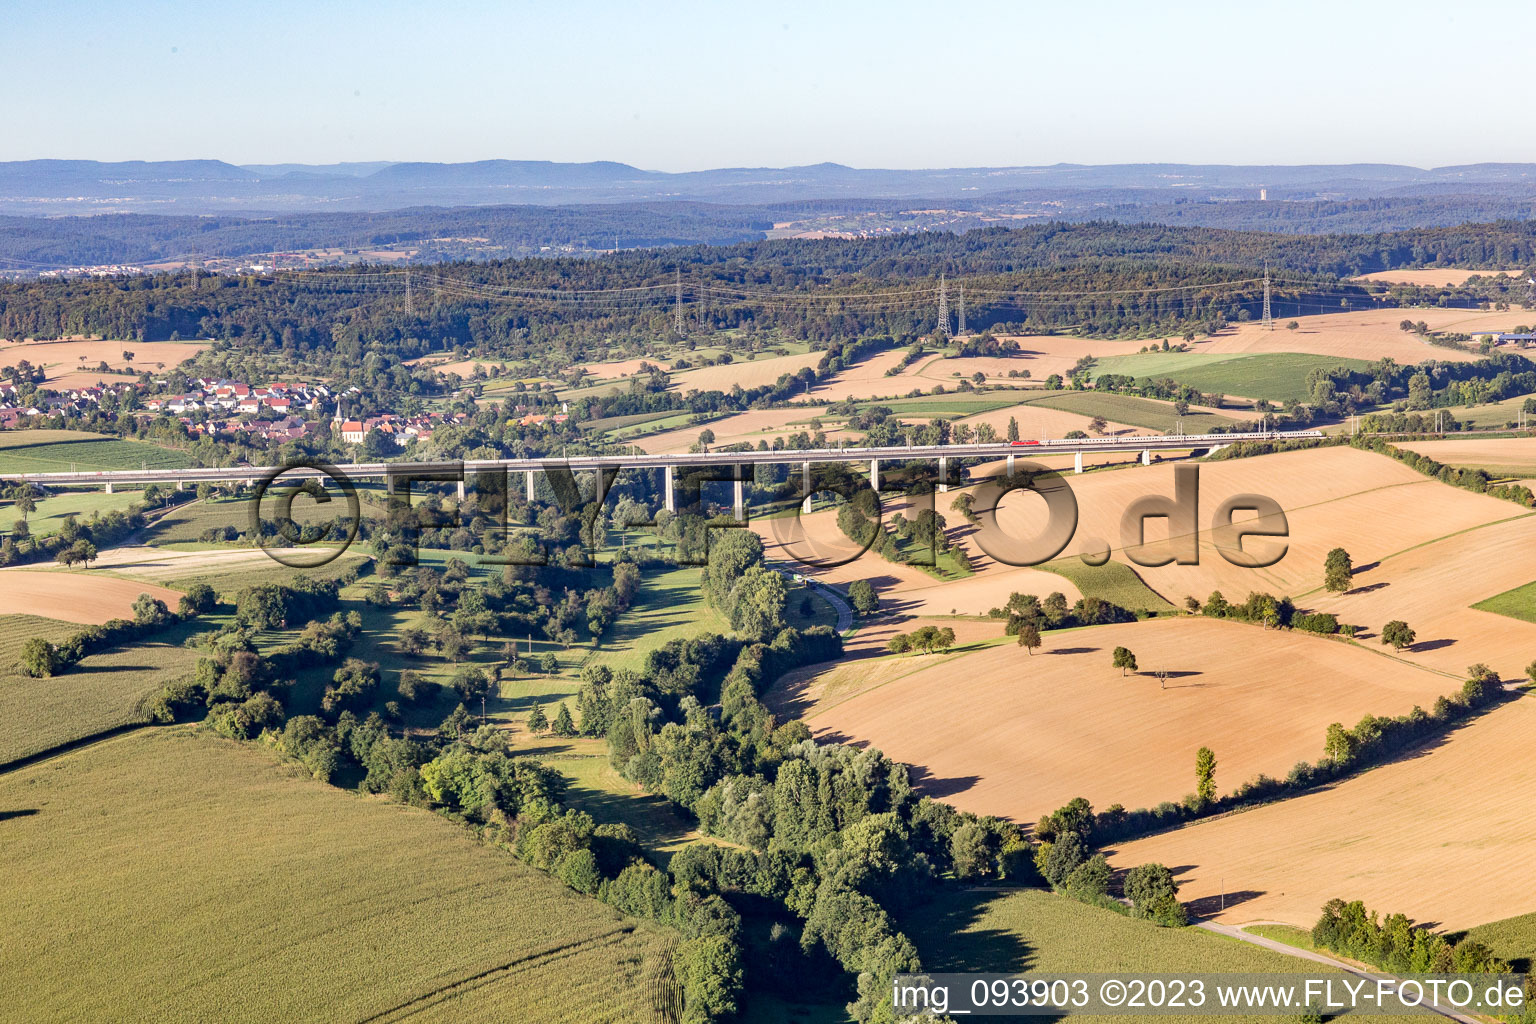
[1092,352,1376,403]
[1021,391,1238,433]
[901,888,1326,1024]
[2,728,672,1023]
[1465,911,1536,972]
[0,614,80,672]
[0,432,195,474]
[0,622,209,765]
[1471,580,1536,624]
[1039,558,1177,613]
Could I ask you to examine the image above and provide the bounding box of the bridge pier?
[525,469,536,503]
[802,461,811,514]
[938,456,949,493]
[664,465,675,513]
[1006,454,1015,476]
[1141,449,1152,466]
[733,466,745,521]
[105,481,113,494]
[870,458,880,495]
[1074,452,1083,474]
[456,479,466,501]
[593,467,609,508]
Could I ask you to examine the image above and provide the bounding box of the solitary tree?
[19,637,59,678]
[1323,547,1353,593]
[526,704,549,733]
[1195,746,1217,804]
[1017,624,1042,656]
[1006,416,1020,442]
[13,488,35,523]
[1527,659,1536,687]
[846,579,880,616]
[1381,620,1416,651]
[1089,415,1108,435]
[551,702,576,738]
[1112,646,1138,676]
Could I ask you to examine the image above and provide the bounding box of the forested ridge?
[1,221,1531,366]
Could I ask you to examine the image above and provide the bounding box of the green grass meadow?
[1039,557,1177,613]
[1092,351,1376,404]
[1471,580,1536,624]
[0,487,145,537]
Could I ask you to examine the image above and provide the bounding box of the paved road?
[1196,920,1484,1024]
[768,562,854,634]
[811,581,855,634]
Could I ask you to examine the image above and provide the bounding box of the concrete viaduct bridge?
[11,430,1323,518]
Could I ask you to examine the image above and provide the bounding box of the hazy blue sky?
[8,0,1532,168]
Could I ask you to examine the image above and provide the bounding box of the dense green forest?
[2,221,1531,372]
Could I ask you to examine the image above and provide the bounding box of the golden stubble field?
[0,338,208,387]
[1108,695,1536,931]
[1398,436,1536,475]
[0,569,183,624]
[752,447,1536,675]
[1197,307,1524,363]
[1352,269,1526,287]
[779,615,1458,822]
[669,349,823,393]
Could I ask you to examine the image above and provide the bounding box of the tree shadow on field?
[0,808,40,822]
[1184,889,1267,919]
[66,663,154,675]
[1047,646,1099,655]
[907,764,982,801]
[900,888,1037,975]
[1352,561,1381,575]
[1409,637,1457,653]
[1345,582,1390,596]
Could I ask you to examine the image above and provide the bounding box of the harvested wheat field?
[580,356,671,379]
[418,357,510,378]
[751,496,1083,617]
[669,350,822,393]
[937,337,1150,385]
[0,569,183,624]
[754,446,1526,625]
[967,446,1522,609]
[1108,695,1536,930]
[797,347,931,401]
[1398,436,1536,476]
[639,408,836,454]
[0,338,207,383]
[1308,510,1536,680]
[953,400,1146,439]
[1352,269,1526,287]
[1196,308,1528,363]
[779,616,1456,822]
